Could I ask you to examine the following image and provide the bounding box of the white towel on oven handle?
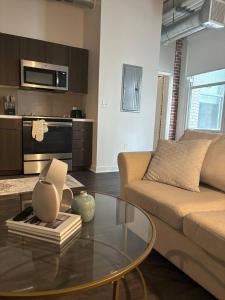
[32,119,48,142]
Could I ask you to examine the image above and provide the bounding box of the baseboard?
[95,165,119,173]
[89,165,96,173]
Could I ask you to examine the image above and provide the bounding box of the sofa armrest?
[118,151,153,199]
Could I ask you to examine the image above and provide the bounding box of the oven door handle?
[23,121,72,127]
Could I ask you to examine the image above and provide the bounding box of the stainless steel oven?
[22,117,72,174]
[21,60,68,91]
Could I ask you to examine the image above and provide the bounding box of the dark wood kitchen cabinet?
[0,118,22,175]
[0,33,20,86]
[0,32,89,93]
[19,37,88,92]
[69,48,88,93]
[72,122,92,168]
[45,42,69,66]
[20,38,69,66]
[19,37,48,63]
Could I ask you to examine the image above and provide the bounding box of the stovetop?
[22,115,73,122]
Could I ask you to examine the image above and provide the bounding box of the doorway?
[153,74,172,149]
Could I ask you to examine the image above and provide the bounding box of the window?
[187,69,225,131]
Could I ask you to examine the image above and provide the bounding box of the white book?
[8,220,82,241]
[7,219,82,241]
[6,212,81,239]
[8,222,82,245]
[8,228,82,252]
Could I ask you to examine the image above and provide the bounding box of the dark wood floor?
[70,171,216,300]
[71,170,121,197]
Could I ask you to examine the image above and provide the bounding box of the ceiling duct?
[56,0,95,8]
[162,0,225,44]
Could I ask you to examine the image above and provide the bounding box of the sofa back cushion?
[180,130,222,142]
[180,130,225,192]
[144,139,211,192]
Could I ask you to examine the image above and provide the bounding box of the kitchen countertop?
[0,115,94,122]
[0,115,22,119]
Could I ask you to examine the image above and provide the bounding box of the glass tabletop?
[0,193,155,297]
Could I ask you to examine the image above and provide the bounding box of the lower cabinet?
[0,119,22,175]
[72,122,93,168]
[0,119,92,174]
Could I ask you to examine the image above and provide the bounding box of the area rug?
[0,175,83,197]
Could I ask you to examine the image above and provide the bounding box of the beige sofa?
[118,150,225,300]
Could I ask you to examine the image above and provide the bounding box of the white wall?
[159,42,176,74]
[0,0,84,47]
[83,0,101,172]
[176,27,225,138]
[96,0,163,172]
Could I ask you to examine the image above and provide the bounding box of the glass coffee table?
[0,193,155,299]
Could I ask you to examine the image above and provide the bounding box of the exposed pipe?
[162,12,204,43]
[162,0,225,44]
[163,0,205,13]
[163,0,205,26]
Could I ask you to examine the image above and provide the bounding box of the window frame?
[186,73,225,133]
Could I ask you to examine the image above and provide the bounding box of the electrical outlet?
[102,99,108,108]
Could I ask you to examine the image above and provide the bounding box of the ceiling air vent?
[201,0,225,28]
[162,0,225,44]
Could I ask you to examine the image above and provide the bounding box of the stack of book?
[6,212,82,245]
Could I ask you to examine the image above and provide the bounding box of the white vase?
[32,180,60,222]
[39,158,68,201]
[61,186,73,212]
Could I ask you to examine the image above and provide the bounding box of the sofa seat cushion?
[183,211,225,262]
[125,180,225,231]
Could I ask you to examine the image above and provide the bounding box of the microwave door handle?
[56,72,59,87]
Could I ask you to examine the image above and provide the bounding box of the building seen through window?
[187,69,225,131]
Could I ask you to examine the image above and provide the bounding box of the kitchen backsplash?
[0,87,85,117]
[0,88,17,115]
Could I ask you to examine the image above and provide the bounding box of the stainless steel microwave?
[20,60,69,91]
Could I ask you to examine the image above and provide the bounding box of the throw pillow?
[144,139,211,192]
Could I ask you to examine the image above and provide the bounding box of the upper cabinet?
[20,37,47,63]
[0,33,88,93]
[69,48,89,94]
[20,38,69,66]
[0,33,20,86]
[45,42,69,66]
